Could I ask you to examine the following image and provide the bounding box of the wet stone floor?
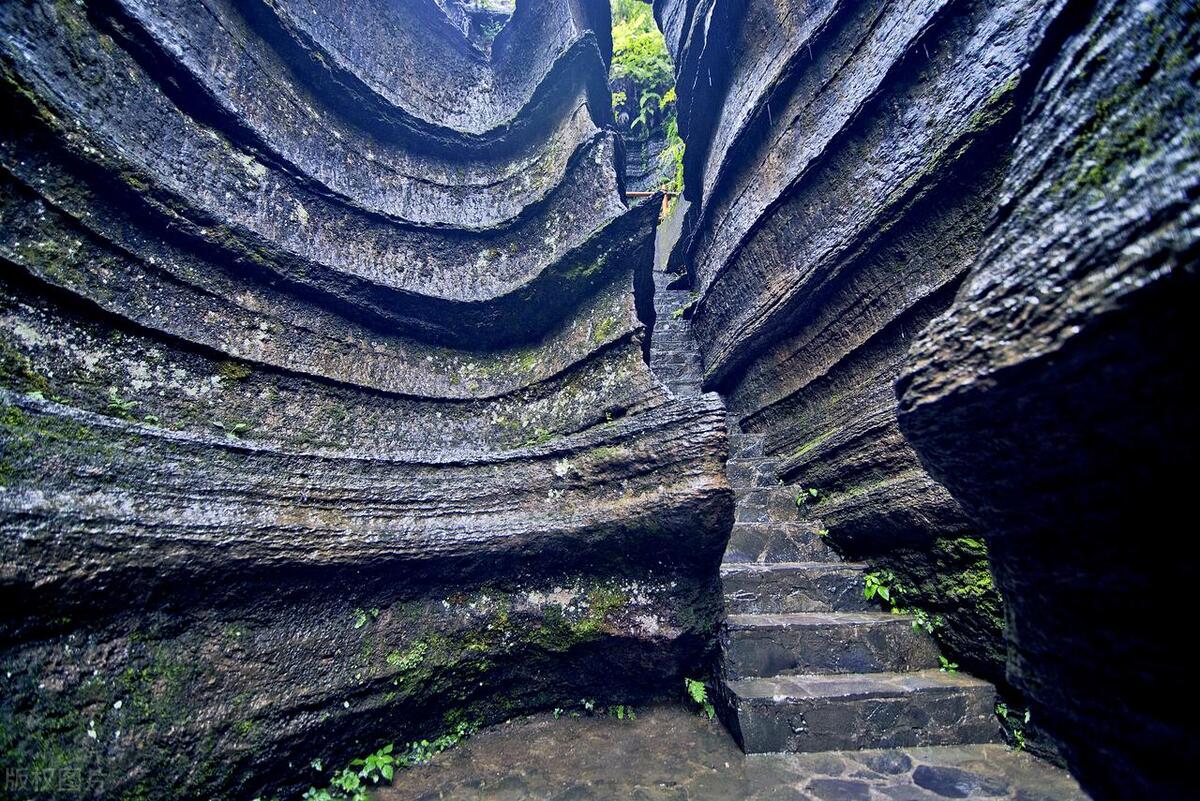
[374,704,1089,801]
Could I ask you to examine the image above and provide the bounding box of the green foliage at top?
[610,0,684,196]
[610,0,673,98]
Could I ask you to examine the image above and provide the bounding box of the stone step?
[724,457,781,489]
[650,337,696,351]
[667,380,703,395]
[727,433,765,459]
[721,669,1002,754]
[722,612,939,679]
[734,487,804,523]
[650,351,703,366]
[721,562,871,614]
[650,362,702,381]
[724,522,834,563]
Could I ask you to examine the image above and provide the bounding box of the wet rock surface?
[649,0,1053,702]
[712,422,1001,758]
[374,704,1089,801]
[653,0,1200,793]
[0,1,730,798]
[896,1,1200,798]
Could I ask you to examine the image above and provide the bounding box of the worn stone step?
[727,433,765,459]
[651,362,701,381]
[734,487,804,522]
[721,669,1002,754]
[724,522,833,563]
[722,612,939,679]
[650,351,703,366]
[724,458,781,489]
[721,563,871,614]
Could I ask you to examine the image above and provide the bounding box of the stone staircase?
[648,272,703,398]
[716,428,1002,753]
[646,231,1001,757]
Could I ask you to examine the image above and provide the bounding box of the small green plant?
[607,704,636,720]
[211,419,251,437]
[303,742,395,801]
[552,707,564,719]
[816,528,829,538]
[909,608,939,635]
[863,571,894,604]
[581,698,596,714]
[684,677,715,720]
[938,655,959,673]
[106,388,136,417]
[303,722,476,801]
[352,607,380,629]
[996,703,1030,751]
[794,487,823,506]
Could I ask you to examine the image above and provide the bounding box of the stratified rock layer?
[652,0,1057,686]
[0,1,731,798]
[656,0,1198,794]
[897,2,1200,798]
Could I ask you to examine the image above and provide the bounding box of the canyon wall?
[0,0,731,798]
[898,2,1199,797]
[657,0,1198,796]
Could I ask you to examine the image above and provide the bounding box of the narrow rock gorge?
[2,0,1195,799]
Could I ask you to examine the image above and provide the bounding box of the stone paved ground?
[374,704,1089,800]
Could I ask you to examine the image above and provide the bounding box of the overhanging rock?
[0,0,732,798]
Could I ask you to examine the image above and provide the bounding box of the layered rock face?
[654,0,1059,686]
[657,0,1197,796]
[0,1,731,798]
[897,2,1200,798]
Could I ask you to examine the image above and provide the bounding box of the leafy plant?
[684,677,715,720]
[938,655,959,673]
[660,115,685,197]
[794,487,823,506]
[996,703,1031,751]
[106,388,136,417]
[909,608,942,635]
[863,571,895,604]
[607,704,636,720]
[352,607,380,629]
[303,722,476,801]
